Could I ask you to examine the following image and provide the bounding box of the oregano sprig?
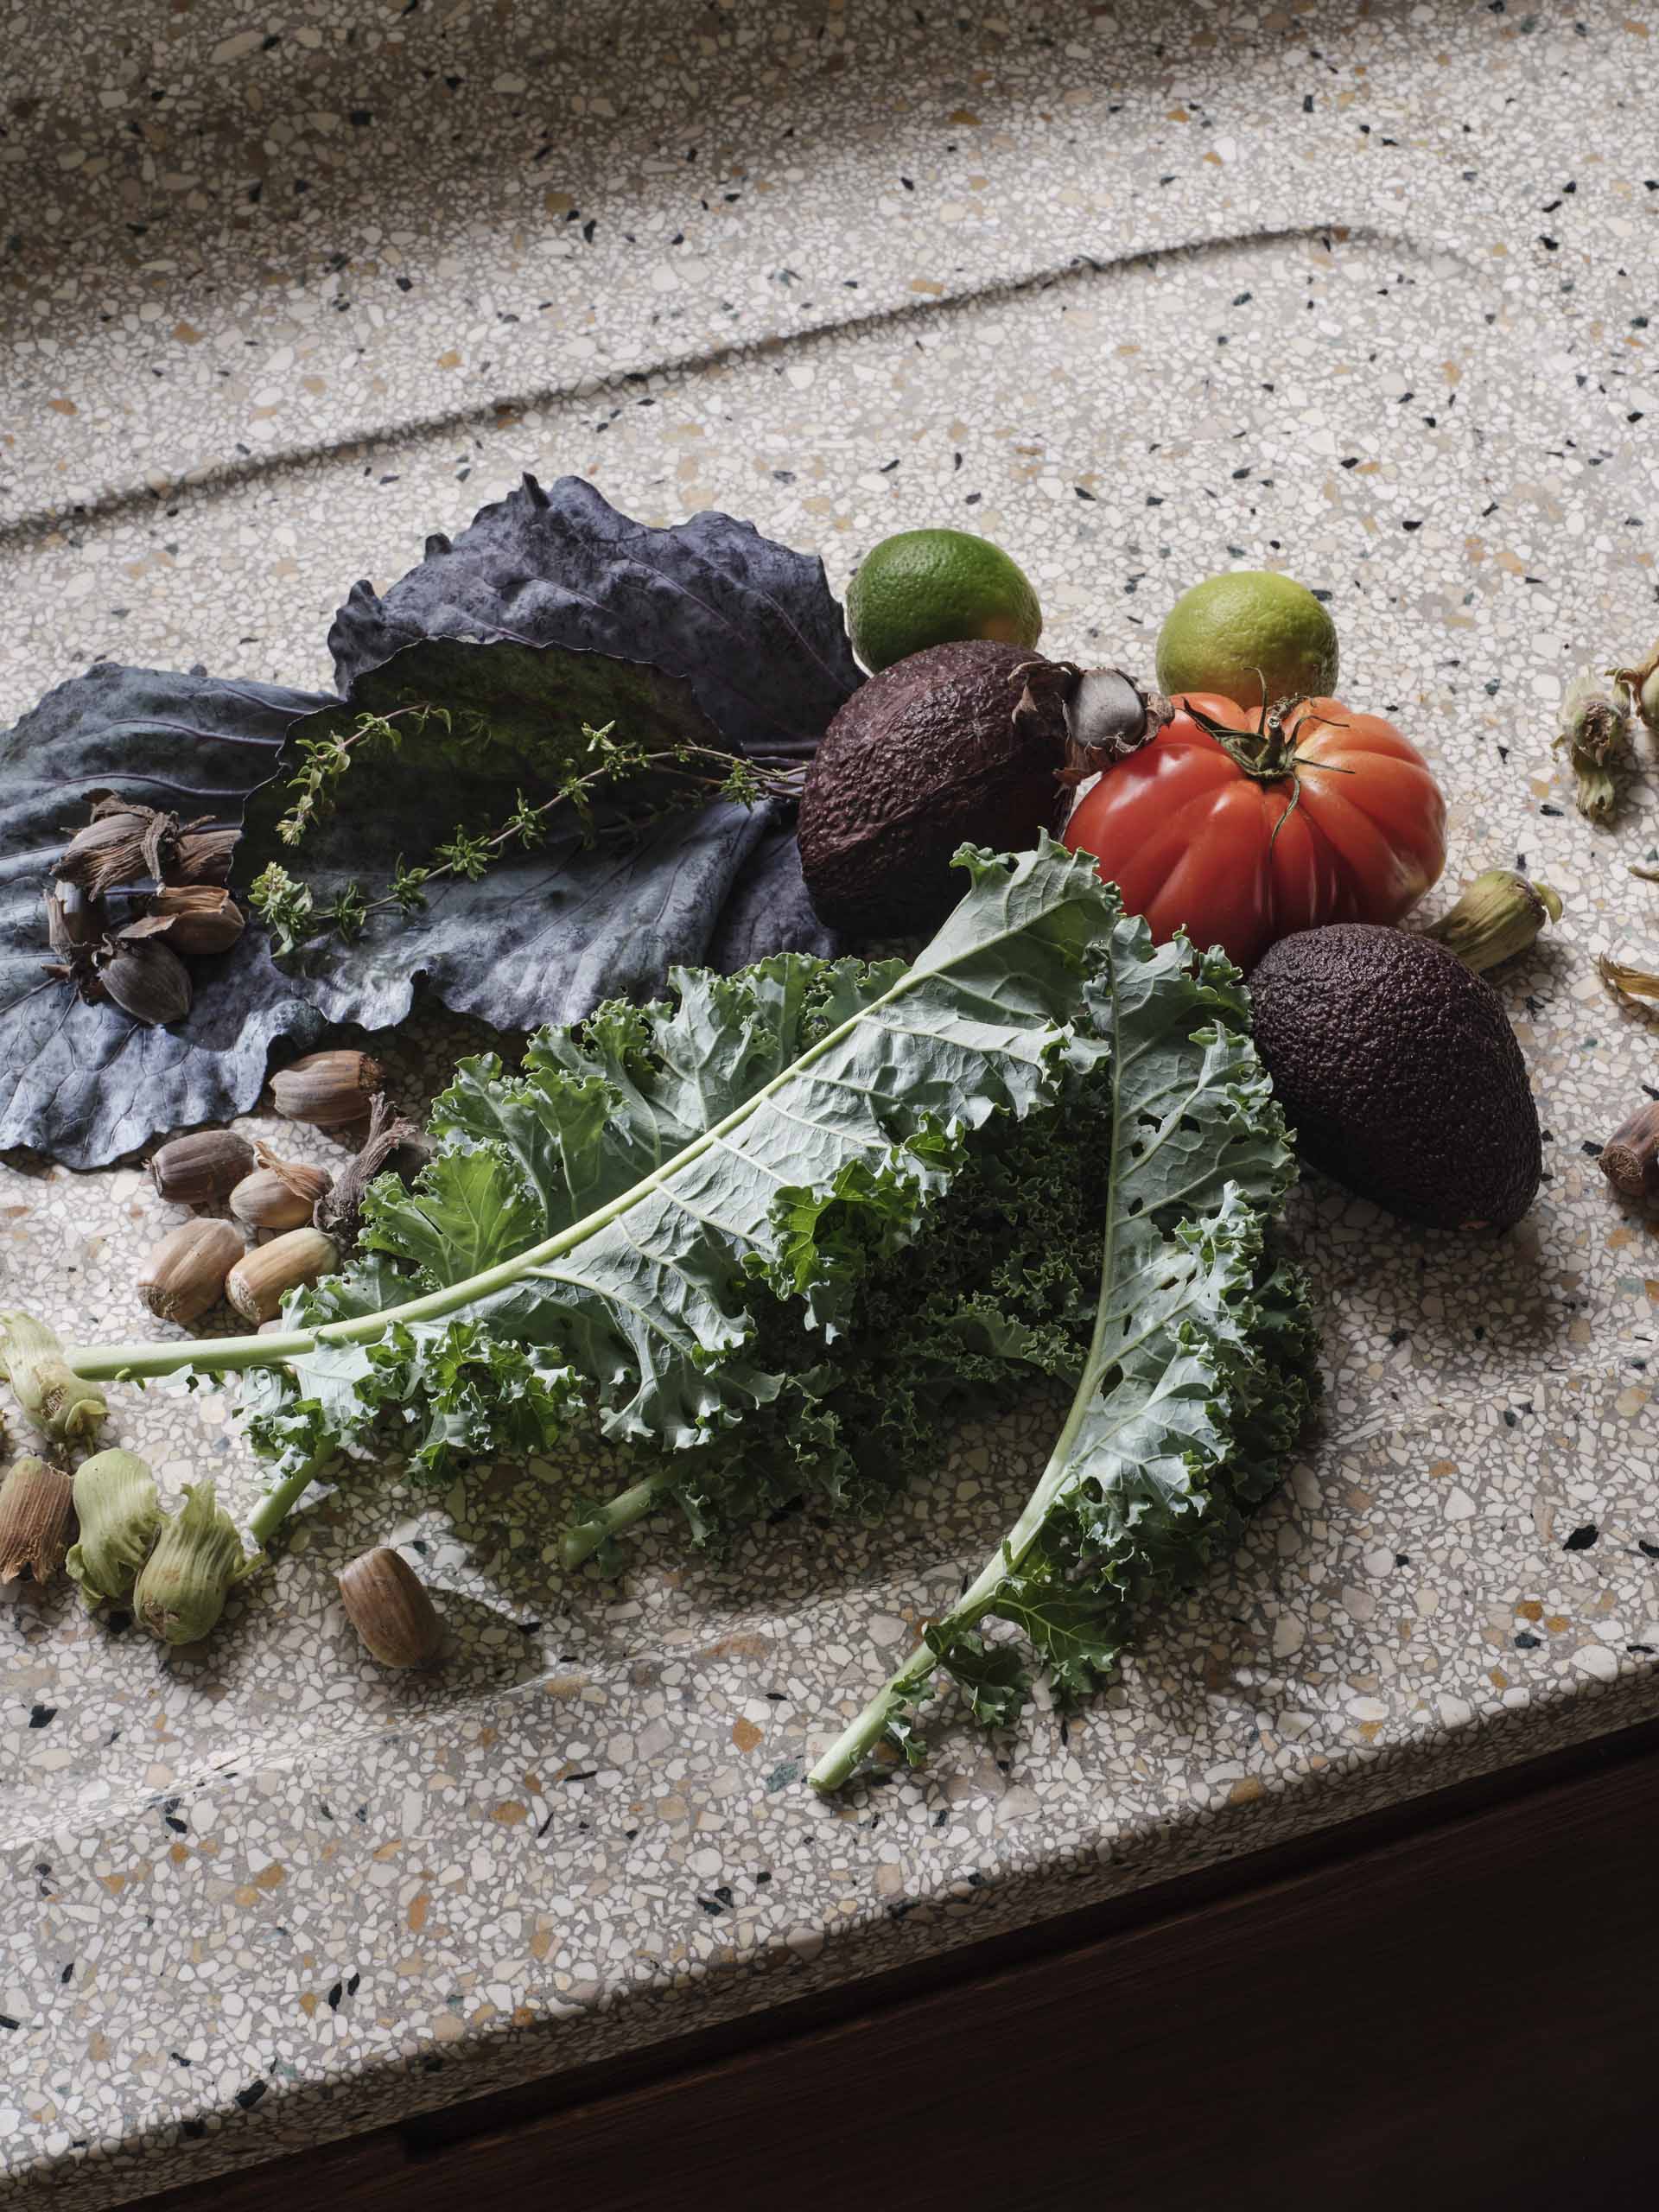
[272,704,454,849]
[249,709,803,952]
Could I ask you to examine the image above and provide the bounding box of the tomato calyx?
[1180,685,1342,785]
[1181,686,1357,855]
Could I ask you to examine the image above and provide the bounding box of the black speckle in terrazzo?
[1563,1525,1599,1552]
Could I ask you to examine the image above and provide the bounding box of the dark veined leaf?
[0,663,331,1166]
[706,816,838,974]
[327,473,861,763]
[238,635,837,1034]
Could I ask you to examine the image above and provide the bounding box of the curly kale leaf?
[213,839,1121,1490]
[807,917,1320,1791]
[559,1043,1122,1565]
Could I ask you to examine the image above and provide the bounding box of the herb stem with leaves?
[249,702,802,954]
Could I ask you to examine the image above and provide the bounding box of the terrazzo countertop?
[3,0,1658,2202]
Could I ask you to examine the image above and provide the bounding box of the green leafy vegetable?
[35,840,1314,1768]
[807,919,1318,1789]
[58,839,1118,1518]
[560,1038,1124,1568]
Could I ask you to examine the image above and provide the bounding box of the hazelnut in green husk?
[66,1450,162,1611]
[1554,677,1630,821]
[1421,868,1562,974]
[1609,640,1659,741]
[0,1314,106,1446]
[132,1482,259,1646]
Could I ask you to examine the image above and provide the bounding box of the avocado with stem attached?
[798,639,1169,938]
[1248,923,1541,1231]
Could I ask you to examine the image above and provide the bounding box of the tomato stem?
[1183,684,1300,784]
[1175,686,1356,863]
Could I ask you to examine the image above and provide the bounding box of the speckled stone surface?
[3,0,1659,2202]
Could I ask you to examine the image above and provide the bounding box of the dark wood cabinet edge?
[138,1709,1659,2211]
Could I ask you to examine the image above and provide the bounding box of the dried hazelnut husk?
[127,886,245,956]
[0,1455,74,1586]
[44,880,106,956]
[315,1094,421,1246]
[271,1050,384,1128]
[338,1547,445,1668]
[1599,954,1659,1008]
[57,796,239,896]
[229,1147,332,1232]
[138,1219,245,1325]
[149,1129,256,1206]
[169,824,239,886]
[57,799,175,896]
[226,1226,340,1323]
[93,933,193,1027]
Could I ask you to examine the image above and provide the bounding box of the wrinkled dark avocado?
[798,639,1071,936]
[1248,923,1541,1231]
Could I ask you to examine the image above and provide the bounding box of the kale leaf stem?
[559,1468,679,1568]
[246,1445,340,1547]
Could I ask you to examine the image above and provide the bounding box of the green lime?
[1155,570,1339,707]
[846,529,1043,675]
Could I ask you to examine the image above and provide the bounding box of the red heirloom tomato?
[1063,691,1446,971]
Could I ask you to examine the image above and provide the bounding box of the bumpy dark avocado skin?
[1248,924,1541,1230]
[798,639,1070,936]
